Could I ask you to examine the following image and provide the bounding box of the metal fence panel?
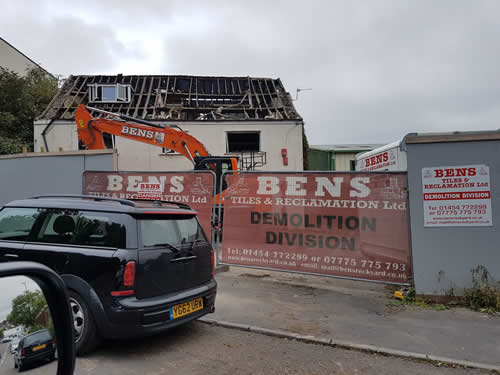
[82,170,216,241]
[218,171,412,285]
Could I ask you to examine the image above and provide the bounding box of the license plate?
[170,298,203,319]
[33,344,46,351]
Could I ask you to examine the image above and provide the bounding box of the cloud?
[1,5,146,75]
[156,1,500,143]
[2,0,500,144]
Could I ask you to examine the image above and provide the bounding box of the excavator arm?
[75,104,210,164]
[75,104,240,208]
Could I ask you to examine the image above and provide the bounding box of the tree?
[7,291,47,330]
[0,67,58,155]
[0,327,3,339]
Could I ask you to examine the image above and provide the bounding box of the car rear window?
[24,331,51,346]
[0,207,41,241]
[139,215,205,247]
[36,209,126,248]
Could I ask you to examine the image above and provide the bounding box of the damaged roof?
[38,75,302,122]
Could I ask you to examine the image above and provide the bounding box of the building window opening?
[350,160,356,171]
[227,132,260,153]
[103,133,114,149]
[88,84,131,103]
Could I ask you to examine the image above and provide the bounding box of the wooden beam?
[264,79,282,119]
[133,77,147,117]
[257,80,272,114]
[249,79,261,109]
[195,78,199,107]
[142,76,155,119]
[127,76,141,116]
[152,76,164,118]
[188,77,193,106]
[59,76,87,119]
[247,78,254,109]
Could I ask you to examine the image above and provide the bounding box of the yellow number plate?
[171,298,203,319]
[33,344,46,351]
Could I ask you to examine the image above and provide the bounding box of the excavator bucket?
[75,104,106,149]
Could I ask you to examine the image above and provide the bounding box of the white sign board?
[358,148,398,171]
[422,165,492,227]
[138,182,163,200]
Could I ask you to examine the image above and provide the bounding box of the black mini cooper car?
[0,195,216,354]
[14,329,55,371]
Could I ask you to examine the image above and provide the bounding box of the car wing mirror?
[0,262,75,375]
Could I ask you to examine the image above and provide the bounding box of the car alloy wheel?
[69,297,85,343]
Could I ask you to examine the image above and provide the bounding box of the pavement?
[210,267,500,369]
[0,324,492,374]
[0,344,9,371]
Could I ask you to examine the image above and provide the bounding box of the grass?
[389,266,500,315]
[387,296,449,311]
[464,266,500,315]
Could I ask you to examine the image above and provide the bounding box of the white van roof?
[355,139,403,160]
[355,129,500,162]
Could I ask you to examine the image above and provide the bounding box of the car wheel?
[68,290,99,355]
[17,361,23,372]
[14,358,18,368]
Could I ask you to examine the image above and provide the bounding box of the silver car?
[9,338,20,354]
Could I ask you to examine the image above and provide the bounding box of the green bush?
[406,287,416,302]
[464,266,500,313]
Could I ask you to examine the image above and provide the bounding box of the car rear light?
[110,261,136,297]
[123,261,136,287]
[210,248,215,275]
[21,348,25,357]
[111,290,135,296]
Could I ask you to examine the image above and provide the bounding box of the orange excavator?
[75,104,239,201]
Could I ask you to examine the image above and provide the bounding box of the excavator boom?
[76,104,210,163]
[75,104,239,208]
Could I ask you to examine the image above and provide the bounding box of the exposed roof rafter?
[38,75,302,122]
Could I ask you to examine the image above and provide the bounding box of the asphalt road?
[0,343,13,372]
[213,269,500,366]
[0,322,490,375]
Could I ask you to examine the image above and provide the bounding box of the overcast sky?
[2,0,499,145]
[0,277,40,321]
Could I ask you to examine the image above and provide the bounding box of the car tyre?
[68,290,99,355]
[14,359,18,368]
[17,361,23,372]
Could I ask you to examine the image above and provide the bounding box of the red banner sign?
[220,172,412,284]
[82,171,215,238]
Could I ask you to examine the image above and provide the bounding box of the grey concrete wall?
[0,151,115,206]
[407,140,500,295]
